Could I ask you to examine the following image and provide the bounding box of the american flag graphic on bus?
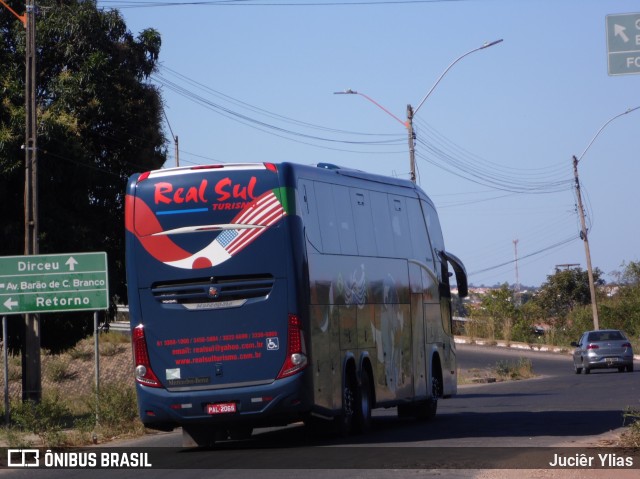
[217,190,283,256]
[125,188,287,270]
[164,189,286,270]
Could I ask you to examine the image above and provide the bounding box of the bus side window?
[350,189,377,256]
[298,179,323,252]
[332,185,357,255]
[314,181,342,254]
[388,195,412,258]
[370,192,394,257]
[406,198,434,267]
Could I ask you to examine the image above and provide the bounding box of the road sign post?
[0,252,108,409]
[0,252,109,315]
[606,13,640,75]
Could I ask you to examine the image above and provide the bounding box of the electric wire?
[413,118,573,194]
[99,0,469,9]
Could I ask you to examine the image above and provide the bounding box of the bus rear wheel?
[182,425,219,448]
[354,370,373,434]
[335,369,356,436]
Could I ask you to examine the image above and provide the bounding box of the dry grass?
[459,358,535,384]
[0,332,143,447]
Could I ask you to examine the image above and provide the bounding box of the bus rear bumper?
[137,373,310,430]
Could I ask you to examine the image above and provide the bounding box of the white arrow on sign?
[66,257,78,271]
[615,24,630,43]
[3,298,18,310]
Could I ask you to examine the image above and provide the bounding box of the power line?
[98,0,469,9]
[469,234,577,277]
[152,66,404,145]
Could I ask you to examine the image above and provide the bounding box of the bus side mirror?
[440,251,468,298]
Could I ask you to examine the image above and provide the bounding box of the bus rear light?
[277,314,308,379]
[264,163,278,173]
[133,324,162,388]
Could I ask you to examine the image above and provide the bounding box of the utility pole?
[513,239,520,306]
[174,135,180,167]
[572,155,599,331]
[406,105,416,182]
[162,107,179,167]
[569,106,640,331]
[23,0,41,402]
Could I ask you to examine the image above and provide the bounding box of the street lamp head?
[482,38,504,49]
[413,38,504,115]
[575,105,640,163]
[333,89,357,95]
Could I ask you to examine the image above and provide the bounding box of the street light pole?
[573,106,640,331]
[412,39,504,116]
[336,39,502,182]
[23,0,41,403]
[407,39,503,182]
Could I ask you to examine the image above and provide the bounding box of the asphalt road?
[4,343,639,478]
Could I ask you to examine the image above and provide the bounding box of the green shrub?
[88,383,143,438]
[10,393,72,446]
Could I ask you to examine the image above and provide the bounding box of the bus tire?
[228,426,253,440]
[421,375,439,420]
[413,369,440,420]
[335,368,356,437]
[182,425,218,448]
[354,369,373,434]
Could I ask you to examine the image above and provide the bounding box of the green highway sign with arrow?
[0,252,109,315]
[606,13,640,75]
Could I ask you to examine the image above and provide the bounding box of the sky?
[98,0,640,288]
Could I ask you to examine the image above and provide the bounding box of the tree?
[599,261,640,336]
[533,267,603,332]
[617,260,640,286]
[469,283,518,341]
[1,0,167,350]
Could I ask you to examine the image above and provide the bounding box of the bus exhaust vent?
[151,275,275,309]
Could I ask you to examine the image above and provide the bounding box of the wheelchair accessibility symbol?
[266,337,279,351]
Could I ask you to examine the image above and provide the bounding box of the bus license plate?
[206,403,237,415]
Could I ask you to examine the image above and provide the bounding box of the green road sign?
[0,252,109,315]
[606,13,640,75]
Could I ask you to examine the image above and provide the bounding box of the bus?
[125,162,468,447]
